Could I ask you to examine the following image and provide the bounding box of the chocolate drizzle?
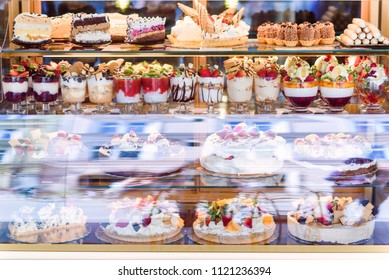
[199,82,223,103]
[171,79,197,102]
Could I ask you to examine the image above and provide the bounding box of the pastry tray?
[336,36,389,48]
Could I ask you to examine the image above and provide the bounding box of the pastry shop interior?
[1,0,389,253]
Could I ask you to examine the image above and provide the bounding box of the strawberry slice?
[243,217,252,228]
[142,216,151,227]
[211,69,221,77]
[222,215,232,227]
[227,72,236,80]
[266,69,278,80]
[304,75,315,82]
[199,67,211,77]
[205,216,211,226]
[257,69,267,78]
[235,70,246,77]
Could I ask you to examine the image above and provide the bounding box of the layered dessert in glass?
[88,59,123,113]
[141,61,173,113]
[320,64,355,113]
[357,61,388,114]
[198,65,224,114]
[170,63,197,114]
[224,57,255,114]
[114,62,142,114]
[2,64,29,114]
[282,57,319,113]
[61,61,88,114]
[253,57,281,113]
[32,66,59,114]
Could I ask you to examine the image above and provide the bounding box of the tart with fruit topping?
[200,123,285,176]
[288,196,375,244]
[102,196,184,242]
[193,197,276,244]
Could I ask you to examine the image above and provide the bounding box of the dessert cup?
[2,75,28,114]
[87,75,114,114]
[357,78,388,114]
[254,76,281,113]
[141,77,170,114]
[114,76,142,114]
[32,75,59,115]
[320,80,354,113]
[227,76,253,114]
[283,80,318,113]
[198,77,224,114]
[170,76,197,114]
[61,76,87,114]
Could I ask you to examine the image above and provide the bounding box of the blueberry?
[132,224,140,232]
[361,200,369,206]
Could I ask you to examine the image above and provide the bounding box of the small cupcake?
[312,22,322,46]
[275,24,286,46]
[265,23,277,45]
[257,22,268,43]
[320,21,335,45]
[284,25,299,47]
[299,23,315,46]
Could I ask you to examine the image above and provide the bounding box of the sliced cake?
[51,13,73,41]
[126,15,166,44]
[12,13,52,45]
[71,13,111,45]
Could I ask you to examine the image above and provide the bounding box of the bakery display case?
[0,0,389,253]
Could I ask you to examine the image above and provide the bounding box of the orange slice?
[225,221,242,232]
[262,214,274,226]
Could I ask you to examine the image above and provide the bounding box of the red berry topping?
[243,217,252,228]
[205,216,211,226]
[224,155,234,160]
[304,75,315,82]
[211,69,221,77]
[199,67,211,77]
[235,70,246,77]
[266,69,278,80]
[57,131,68,138]
[227,72,236,80]
[257,69,267,78]
[142,216,151,228]
[222,215,232,227]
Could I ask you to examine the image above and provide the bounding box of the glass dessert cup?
[227,76,253,114]
[254,76,281,113]
[283,80,319,113]
[320,80,354,114]
[87,76,114,114]
[357,78,388,114]
[198,77,224,114]
[170,76,197,114]
[114,76,142,114]
[2,75,28,114]
[32,75,59,115]
[61,76,87,114]
[142,77,170,114]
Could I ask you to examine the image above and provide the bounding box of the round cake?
[292,133,376,180]
[193,197,276,244]
[200,123,286,176]
[8,203,88,243]
[102,196,184,242]
[287,196,375,244]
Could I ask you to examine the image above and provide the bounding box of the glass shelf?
[2,40,389,58]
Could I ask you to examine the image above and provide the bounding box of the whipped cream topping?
[314,55,338,73]
[171,16,202,41]
[203,17,250,39]
[294,133,372,160]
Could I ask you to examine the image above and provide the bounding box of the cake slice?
[51,13,73,41]
[126,15,166,44]
[12,13,52,45]
[107,13,136,42]
[70,13,111,44]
